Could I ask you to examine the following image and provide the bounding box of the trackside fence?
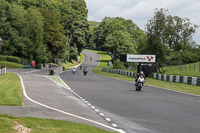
[153,73,200,86]
[0,67,7,75]
[104,68,137,77]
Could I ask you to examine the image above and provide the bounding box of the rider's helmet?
[140,71,144,75]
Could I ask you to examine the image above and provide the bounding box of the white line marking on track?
[105,118,111,122]
[95,109,99,112]
[44,76,66,89]
[100,113,105,116]
[17,73,125,133]
[112,124,118,127]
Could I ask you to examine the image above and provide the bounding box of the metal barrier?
[106,69,136,77]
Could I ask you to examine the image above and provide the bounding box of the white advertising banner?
[127,54,156,63]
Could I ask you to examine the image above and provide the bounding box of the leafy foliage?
[0,0,89,64]
[93,17,145,60]
[144,8,199,64]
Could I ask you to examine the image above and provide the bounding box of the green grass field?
[85,49,200,95]
[0,73,23,106]
[0,114,116,133]
[161,62,200,77]
[0,61,23,69]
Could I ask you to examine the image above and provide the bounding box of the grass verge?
[0,61,23,69]
[63,53,84,68]
[161,62,200,77]
[0,73,23,106]
[45,75,67,88]
[0,114,116,133]
[85,49,200,96]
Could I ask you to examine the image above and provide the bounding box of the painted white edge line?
[54,75,127,133]
[44,76,70,90]
[16,73,125,133]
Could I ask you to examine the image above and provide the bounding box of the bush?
[6,56,21,63]
[0,55,21,63]
[113,59,126,69]
[0,61,23,68]
[0,55,7,61]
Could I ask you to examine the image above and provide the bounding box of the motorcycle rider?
[72,67,76,75]
[135,71,146,86]
[83,66,88,76]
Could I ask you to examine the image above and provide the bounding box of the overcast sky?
[85,0,200,44]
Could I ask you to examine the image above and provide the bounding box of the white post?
[183,76,188,84]
[176,76,180,83]
[192,77,197,86]
[169,75,173,82]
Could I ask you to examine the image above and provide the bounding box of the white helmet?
[140,71,144,75]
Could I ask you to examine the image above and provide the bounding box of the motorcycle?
[135,76,145,91]
[72,68,76,75]
[83,70,88,76]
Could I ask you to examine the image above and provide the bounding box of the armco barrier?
[0,67,7,75]
[107,69,136,78]
[153,73,200,86]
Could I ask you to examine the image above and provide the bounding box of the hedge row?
[0,61,23,69]
[0,55,21,63]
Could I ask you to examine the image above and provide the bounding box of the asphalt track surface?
[60,50,200,133]
[2,68,115,132]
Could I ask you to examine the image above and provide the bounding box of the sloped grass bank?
[63,53,84,69]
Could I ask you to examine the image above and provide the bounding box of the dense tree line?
[89,9,199,69]
[0,1,199,67]
[0,0,89,64]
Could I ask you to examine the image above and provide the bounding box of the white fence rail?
[0,67,7,75]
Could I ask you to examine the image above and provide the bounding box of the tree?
[145,8,199,65]
[40,8,67,61]
[24,7,46,64]
[93,17,144,60]
[59,0,89,58]
[87,21,100,48]
[105,30,136,59]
